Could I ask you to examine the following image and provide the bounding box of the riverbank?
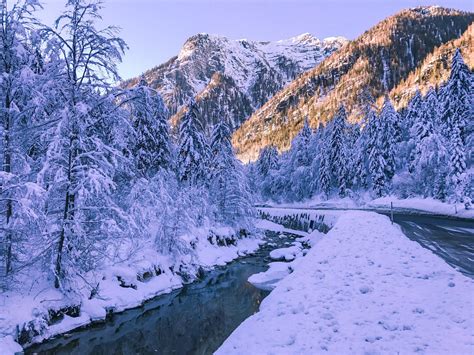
[217,211,474,354]
[261,195,474,220]
[0,226,263,354]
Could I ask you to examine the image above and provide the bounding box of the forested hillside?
[250,49,472,206]
[233,6,473,160]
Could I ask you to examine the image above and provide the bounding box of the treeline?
[250,49,472,207]
[0,1,253,292]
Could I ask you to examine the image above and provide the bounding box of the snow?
[248,262,292,291]
[0,336,23,354]
[264,194,474,219]
[255,219,309,237]
[269,244,303,261]
[0,228,263,354]
[217,211,474,354]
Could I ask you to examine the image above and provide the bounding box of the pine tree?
[129,76,171,177]
[209,122,253,227]
[440,49,472,144]
[368,112,388,197]
[328,106,348,196]
[256,145,279,177]
[448,124,467,202]
[318,140,331,200]
[378,97,398,182]
[440,49,471,203]
[177,99,210,187]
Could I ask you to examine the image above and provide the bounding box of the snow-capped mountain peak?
[125,32,347,132]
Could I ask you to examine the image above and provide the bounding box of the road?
[391,214,474,277]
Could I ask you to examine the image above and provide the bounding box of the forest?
[250,50,472,207]
[0,0,254,296]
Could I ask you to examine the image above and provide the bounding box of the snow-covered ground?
[0,227,263,354]
[263,194,474,219]
[217,211,474,354]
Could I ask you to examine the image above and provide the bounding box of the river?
[25,210,474,354]
[25,231,294,355]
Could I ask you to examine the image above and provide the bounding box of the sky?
[37,0,473,80]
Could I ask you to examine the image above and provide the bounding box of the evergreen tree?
[256,145,279,177]
[129,76,171,177]
[440,49,471,204]
[318,140,331,200]
[209,122,253,227]
[440,49,472,144]
[378,97,398,182]
[177,99,209,187]
[328,106,348,196]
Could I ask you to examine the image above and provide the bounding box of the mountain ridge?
[232,6,474,161]
[122,33,347,133]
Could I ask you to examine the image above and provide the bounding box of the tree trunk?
[3,85,12,276]
[54,135,76,288]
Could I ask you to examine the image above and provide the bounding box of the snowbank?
[255,219,309,237]
[217,211,474,354]
[266,195,474,219]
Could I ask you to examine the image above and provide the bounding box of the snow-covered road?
[217,211,474,354]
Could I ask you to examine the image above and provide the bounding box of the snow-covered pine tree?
[410,88,448,197]
[177,99,210,187]
[409,88,437,173]
[367,111,388,197]
[403,89,423,140]
[353,109,377,190]
[256,145,279,178]
[318,139,331,200]
[128,76,171,177]
[209,122,253,228]
[286,117,313,200]
[327,106,349,196]
[39,0,128,289]
[440,49,472,145]
[378,96,398,183]
[448,124,468,203]
[440,49,472,204]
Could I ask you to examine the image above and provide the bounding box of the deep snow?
[217,211,474,354]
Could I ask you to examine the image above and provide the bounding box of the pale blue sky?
[38,0,473,80]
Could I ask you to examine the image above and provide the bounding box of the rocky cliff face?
[123,33,347,133]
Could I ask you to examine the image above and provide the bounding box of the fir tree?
[328,106,348,196]
[129,76,171,177]
[177,100,209,187]
[209,122,253,227]
[256,145,279,177]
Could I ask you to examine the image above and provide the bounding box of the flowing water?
[26,232,295,355]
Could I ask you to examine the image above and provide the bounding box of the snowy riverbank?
[0,227,263,354]
[217,211,474,354]
[262,195,474,220]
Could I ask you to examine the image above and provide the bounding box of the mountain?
[123,33,347,133]
[389,22,473,109]
[233,6,474,161]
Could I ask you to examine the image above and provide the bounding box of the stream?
[25,231,297,355]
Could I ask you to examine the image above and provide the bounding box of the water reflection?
[26,233,288,355]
